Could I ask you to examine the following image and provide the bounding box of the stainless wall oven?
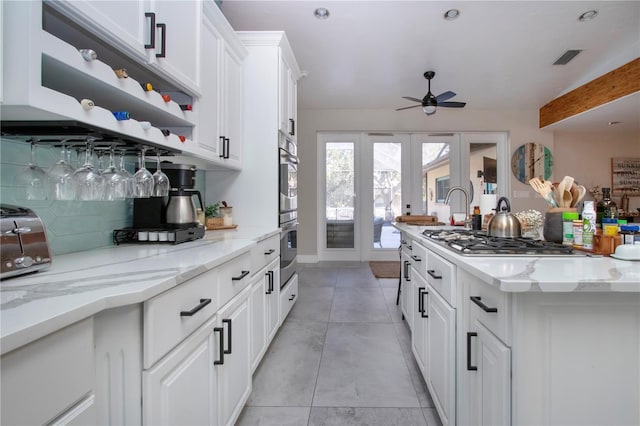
[279,133,298,288]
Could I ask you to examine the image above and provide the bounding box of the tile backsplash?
[1,138,205,255]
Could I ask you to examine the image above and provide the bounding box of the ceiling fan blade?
[395,104,423,111]
[439,101,466,108]
[435,91,456,102]
[401,96,423,103]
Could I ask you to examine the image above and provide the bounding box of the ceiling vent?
[553,50,582,65]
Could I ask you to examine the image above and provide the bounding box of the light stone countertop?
[396,224,640,294]
[0,227,280,355]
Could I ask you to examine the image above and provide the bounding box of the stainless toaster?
[1,205,52,280]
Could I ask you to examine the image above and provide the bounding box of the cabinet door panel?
[197,18,222,159]
[143,316,217,426]
[468,320,511,426]
[266,263,281,342]
[426,287,456,426]
[250,275,267,371]
[411,270,427,373]
[221,43,243,166]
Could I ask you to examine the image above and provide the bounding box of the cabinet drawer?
[250,235,280,275]
[468,279,511,345]
[426,251,456,307]
[218,252,252,309]
[144,268,218,368]
[1,318,94,426]
[279,274,298,325]
[410,241,429,280]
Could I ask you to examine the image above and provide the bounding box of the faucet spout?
[444,186,470,228]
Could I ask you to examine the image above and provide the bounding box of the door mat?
[369,261,401,278]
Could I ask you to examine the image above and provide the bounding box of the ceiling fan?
[396,71,466,115]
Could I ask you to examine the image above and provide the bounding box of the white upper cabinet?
[278,49,300,140]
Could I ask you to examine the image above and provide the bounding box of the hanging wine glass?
[101,146,126,200]
[46,139,76,200]
[118,149,137,198]
[134,147,154,198]
[152,152,170,197]
[71,137,103,200]
[14,139,47,200]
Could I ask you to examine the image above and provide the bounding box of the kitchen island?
[396,223,640,426]
[0,227,285,426]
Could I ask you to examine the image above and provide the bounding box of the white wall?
[297,107,557,257]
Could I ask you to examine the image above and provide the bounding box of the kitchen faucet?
[444,186,471,229]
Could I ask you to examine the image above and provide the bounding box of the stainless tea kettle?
[166,189,204,228]
[487,197,522,238]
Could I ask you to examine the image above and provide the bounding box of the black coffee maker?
[133,162,205,234]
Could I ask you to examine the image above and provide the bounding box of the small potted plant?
[205,203,223,229]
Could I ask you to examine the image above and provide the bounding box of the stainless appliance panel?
[1,205,52,279]
[280,220,297,289]
[279,134,298,214]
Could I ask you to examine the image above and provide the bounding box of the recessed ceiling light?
[444,9,460,20]
[578,10,598,21]
[314,7,330,20]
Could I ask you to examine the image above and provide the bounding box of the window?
[435,176,450,203]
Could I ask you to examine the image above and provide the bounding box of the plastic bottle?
[562,211,579,245]
[582,201,596,249]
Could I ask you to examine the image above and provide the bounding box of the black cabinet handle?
[222,318,232,354]
[427,269,442,280]
[401,239,407,245]
[180,298,211,316]
[265,270,274,294]
[403,260,410,280]
[214,327,224,365]
[289,294,296,301]
[418,286,425,314]
[421,288,429,318]
[232,270,250,281]
[467,332,478,371]
[219,136,226,158]
[411,255,421,262]
[155,23,166,58]
[144,12,156,49]
[407,245,413,251]
[264,249,275,255]
[289,118,295,136]
[224,138,230,159]
[470,296,498,313]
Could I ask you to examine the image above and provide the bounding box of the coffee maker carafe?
[166,188,203,228]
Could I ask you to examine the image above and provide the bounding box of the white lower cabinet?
[143,316,219,426]
[279,273,298,325]
[411,269,428,373]
[216,286,251,426]
[466,320,511,426]
[425,287,456,426]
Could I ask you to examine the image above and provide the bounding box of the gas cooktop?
[421,229,577,256]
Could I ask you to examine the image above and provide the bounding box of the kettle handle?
[495,197,511,213]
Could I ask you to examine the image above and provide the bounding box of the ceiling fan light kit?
[397,70,466,116]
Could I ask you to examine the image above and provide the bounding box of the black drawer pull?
[214,327,224,365]
[401,239,407,245]
[180,298,211,316]
[222,319,232,354]
[417,286,425,314]
[403,260,410,280]
[224,137,230,159]
[265,270,274,294]
[407,245,413,251]
[289,294,296,301]
[232,270,250,281]
[411,255,421,262]
[420,288,429,318]
[470,296,498,313]
[155,22,166,58]
[219,136,226,158]
[467,332,478,371]
[264,249,275,255]
[144,12,155,49]
[427,269,442,280]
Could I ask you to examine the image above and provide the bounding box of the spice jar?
[620,225,640,245]
[572,219,583,247]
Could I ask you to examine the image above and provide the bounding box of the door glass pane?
[423,142,450,220]
[373,143,401,249]
[326,142,355,249]
[470,143,498,217]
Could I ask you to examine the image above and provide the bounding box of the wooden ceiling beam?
[539,57,640,128]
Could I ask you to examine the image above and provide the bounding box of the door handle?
[219,136,226,158]
[222,318,232,355]
[427,269,442,280]
[224,138,230,159]
[179,298,211,316]
[144,12,155,49]
[155,23,166,58]
[232,270,250,281]
[470,296,498,313]
[418,286,425,314]
[420,288,429,318]
[214,327,224,365]
[265,270,274,294]
[264,249,275,255]
[467,332,478,371]
[289,294,296,301]
[411,255,421,262]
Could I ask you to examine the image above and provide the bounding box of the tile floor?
[236,262,443,426]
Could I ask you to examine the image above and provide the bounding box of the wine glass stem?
[30,141,37,166]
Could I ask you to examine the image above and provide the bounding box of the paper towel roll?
[480,194,497,216]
